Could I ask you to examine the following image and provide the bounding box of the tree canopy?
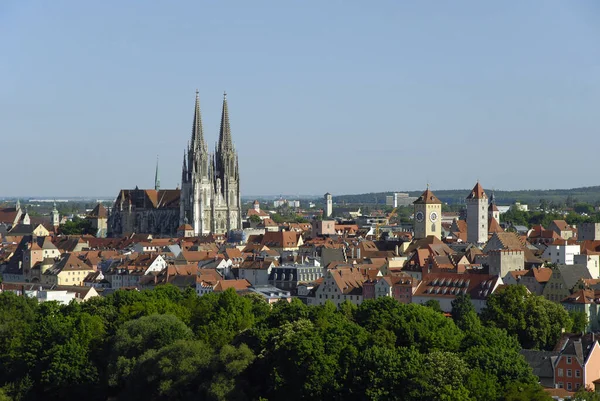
[0,286,556,400]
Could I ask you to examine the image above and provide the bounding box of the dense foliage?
[0,286,563,401]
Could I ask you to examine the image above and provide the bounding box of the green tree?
[482,285,572,349]
[355,298,463,352]
[424,299,442,313]
[573,387,600,401]
[451,294,481,332]
[503,381,553,401]
[108,314,193,389]
[248,214,261,224]
[571,311,590,333]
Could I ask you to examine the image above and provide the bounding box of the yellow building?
[42,253,95,286]
[413,187,442,240]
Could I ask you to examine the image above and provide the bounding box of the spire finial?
[155,155,160,191]
[190,90,207,153]
[218,92,233,151]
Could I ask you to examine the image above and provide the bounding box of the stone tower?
[324,193,332,218]
[466,181,488,244]
[413,186,442,240]
[213,92,242,234]
[180,91,242,236]
[180,90,214,236]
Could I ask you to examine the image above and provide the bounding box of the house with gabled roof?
[308,267,366,306]
[552,333,600,392]
[412,272,503,312]
[549,220,576,240]
[543,264,592,303]
[41,253,95,286]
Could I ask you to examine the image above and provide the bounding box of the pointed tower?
[488,191,500,226]
[50,201,60,231]
[213,92,242,234]
[466,181,488,244]
[180,90,214,236]
[413,185,442,240]
[154,156,160,191]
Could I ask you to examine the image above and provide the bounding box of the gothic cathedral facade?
[180,91,242,236]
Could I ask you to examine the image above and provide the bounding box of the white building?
[542,243,581,265]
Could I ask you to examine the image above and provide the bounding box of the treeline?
[333,186,600,206]
[502,207,600,228]
[0,285,590,400]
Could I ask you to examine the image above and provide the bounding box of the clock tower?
[413,186,442,240]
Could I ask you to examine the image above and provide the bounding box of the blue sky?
[1,1,598,197]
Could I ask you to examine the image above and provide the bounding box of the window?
[567,357,572,364]
[567,369,572,377]
[575,370,581,378]
[558,368,563,377]
[558,382,563,388]
[576,383,581,390]
[567,382,572,391]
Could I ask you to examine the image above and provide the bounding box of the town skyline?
[2,1,599,197]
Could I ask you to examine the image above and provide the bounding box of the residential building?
[503,267,552,296]
[268,260,323,291]
[542,264,592,303]
[552,334,600,391]
[574,253,600,279]
[541,241,581,265]
[247,201,270,221]
[308,267,366,306]
[412,273,503,313]
[579,223,600,241]
[41,253,95,286]
[549,220,575,240]
[562,290,600,332]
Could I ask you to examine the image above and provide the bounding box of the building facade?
[413,187,442,240]
[180,91,242,235]
[109,91,243,237]
[466,182,488,244]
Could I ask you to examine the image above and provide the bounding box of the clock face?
[429,212,438,222]
[415,211,424,222]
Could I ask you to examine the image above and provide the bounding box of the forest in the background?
[332,186,600,206]
[0,285,592,401]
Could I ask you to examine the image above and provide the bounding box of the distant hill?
[333,186,600,206]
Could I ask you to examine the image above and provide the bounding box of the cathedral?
[108,91,242,237]
[179,91,242,236]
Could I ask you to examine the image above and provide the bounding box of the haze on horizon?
[1,1,599,198]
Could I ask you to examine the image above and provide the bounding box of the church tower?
[213,92,242,234]
[50,201,60,231]
[488,191,500,226]
[324,193,332,218]
[466,181,488,244]
[413,186,442,240]
[180,90,214,236]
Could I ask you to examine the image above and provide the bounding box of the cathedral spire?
[154,155,160,191]
[218,91,233,152]
[191,89,207,152]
